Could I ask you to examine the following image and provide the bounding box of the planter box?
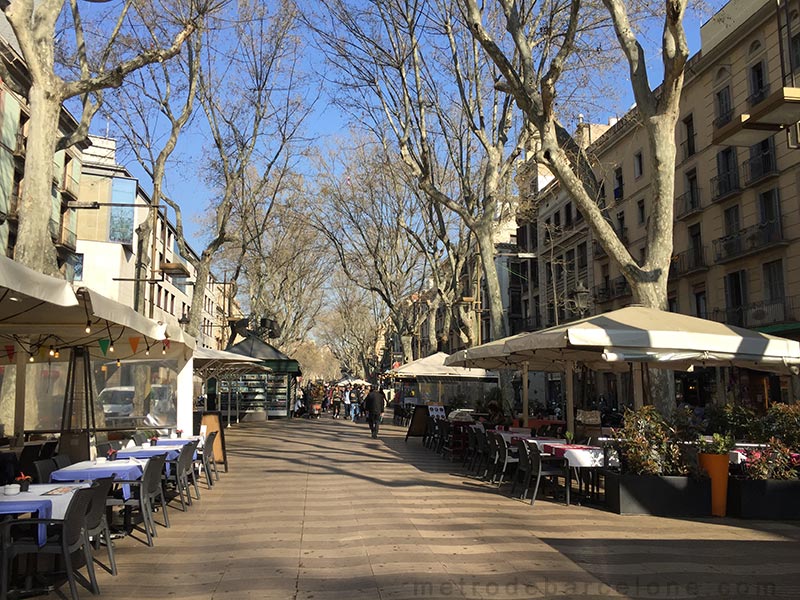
[727,478,800,520]
[603,470,711,517]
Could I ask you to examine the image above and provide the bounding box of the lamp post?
[569,280,591,318]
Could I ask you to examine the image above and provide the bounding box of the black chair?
[0,486,99,600]
[132,433,147,446]
[108,453,169,547]
[84,477,117,575]
[196,431,219,489]
[17,444,42,477]
[95,442,111,458]
[32,458,57,484]
[53,454,72,469]
[510,439,534,500]
[38,440,58,459]
[471,429,490,474]
[462,426,478,468]
[529,442,570,507]
[166,441,200,511]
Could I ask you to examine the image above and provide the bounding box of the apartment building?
[0,30,87,273]
[517,0,800,408]
[75,136,228,349]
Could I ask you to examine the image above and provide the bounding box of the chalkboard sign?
[405,405,429,441]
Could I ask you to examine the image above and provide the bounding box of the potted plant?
[107,448,118,461]
[698,433,735,517]
[150,436,159,446]
[15,473,32,492]
[603,406,710,517]
[727,438,800,519]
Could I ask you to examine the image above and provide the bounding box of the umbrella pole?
[522,361,529,428]
[565,361,575,436]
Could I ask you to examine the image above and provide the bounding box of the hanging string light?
[49,345,55,357]
[161,343,167,355]
[116,358,121,368]
[54,348,60,359]
[145,340,151,356]
[106,322,115,353]
[83,301,92,334]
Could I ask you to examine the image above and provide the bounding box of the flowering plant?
[739,438,798,481]
[176,429,183,437]
[15,472,32,483]
[149,436,158,446]
[106,448,118,459]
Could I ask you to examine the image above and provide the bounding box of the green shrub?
[614,406,696,476]
[762,403,800,451]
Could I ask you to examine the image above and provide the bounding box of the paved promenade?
[89,416,800,599]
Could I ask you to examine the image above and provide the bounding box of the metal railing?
[713,220,784,263]
[711,170,741,201]
[747,83,770,107]
[742,151,778,186]
[675,188,703,219]
[670,246,708,278]
[711,295,798,329]
[713,108,733,129]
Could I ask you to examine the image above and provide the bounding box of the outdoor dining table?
[0,483,86,545]
[50,458,144,499]
[149,437,199,447]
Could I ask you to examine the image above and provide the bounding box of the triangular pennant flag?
[129,337,140,354]
[98,339,111,356]
[4,345,14,364]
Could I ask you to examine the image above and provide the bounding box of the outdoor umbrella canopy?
[0,254,78,311]
[194,347,267,380]
[502,305,800,374]
[393,352,497,379]
[334,376,371,387]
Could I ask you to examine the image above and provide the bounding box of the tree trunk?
[15,86,61,275]
[400,334,414,364]
[188,254,213,339]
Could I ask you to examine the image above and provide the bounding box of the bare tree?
[313,136,427,363]
[163,0,313,338]
[461,0,689,414]
[0,0,218,274]
[312,0,525,352]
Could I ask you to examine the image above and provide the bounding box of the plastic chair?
[84,477,117,575]
[0,486,99,600]
[17,444,42,477]
[38,440,58,459]
[32,458,56,484]
[166,440,200,511]
[529,443,570,507]
[510,439,534,499]
[196,431,219,489]
[53,454,72,469]
[494,436,519,487]
[108,454,169,547]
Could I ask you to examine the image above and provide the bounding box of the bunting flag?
[98,339,111,356]
[129,336,140,354]
[4,345,14,364]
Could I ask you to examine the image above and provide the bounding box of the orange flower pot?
[699,453,730,517]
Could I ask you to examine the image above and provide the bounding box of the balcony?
[711,87,799,147]
[593,276,631,304]
[748,84,770,108]
[712,221,787,264]
[613,186,624,201]
[713,108,733,130]
[669,246,709,278]
[742,151,778,187]
[674,188,703,220]
[61,173,80,200]
[710,170,741,202]
[680,135,696,161]
[711,295,799,330]
[509,314,543,334]
[50,217,77,252]
[13,130,26,157]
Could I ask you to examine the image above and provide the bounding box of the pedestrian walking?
[364,384,387,439]
[332,387,342,419]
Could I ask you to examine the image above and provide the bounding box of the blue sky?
[106,4,720,255]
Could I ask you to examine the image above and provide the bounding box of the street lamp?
[568,280,591,317]
[178,310,191,329]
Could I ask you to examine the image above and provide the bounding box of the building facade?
[516,0,800,410]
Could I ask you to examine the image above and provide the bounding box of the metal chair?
[17,444,42,478]
[53,454,72,469]
[494,435,519,487]
[510,439,534,499]
[38,440,59,459]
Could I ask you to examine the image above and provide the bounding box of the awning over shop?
[393,352,497,380]
[194,347,267,381]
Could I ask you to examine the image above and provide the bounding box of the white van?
[97,386,135,416]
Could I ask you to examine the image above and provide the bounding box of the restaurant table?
[50,459,144,499]
[0,483,86,545]
[148,437,200,447]
[118,445,181,475]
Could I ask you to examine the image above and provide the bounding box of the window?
[668,297,678,313]
[565,249,575,277]
[683,114,696,157]
[564,203,573,227]
[715,86,732,127]
[758,188,780,224]
[633,152,643,178]
[793,30,800,71]
[577,242,587,269]
[694,290,707,319]
[715,147,738,196]
[616,210,625,234]
[724,205,740,235]
[637,199,645,224]
[748,137,775,182]
[613,168,623,199]
[749,60,768,105]
[553,210,561,229]
[725,270,748,325]
[688,223,703,268]
[763,260,784,302]
[686,169,699,209]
